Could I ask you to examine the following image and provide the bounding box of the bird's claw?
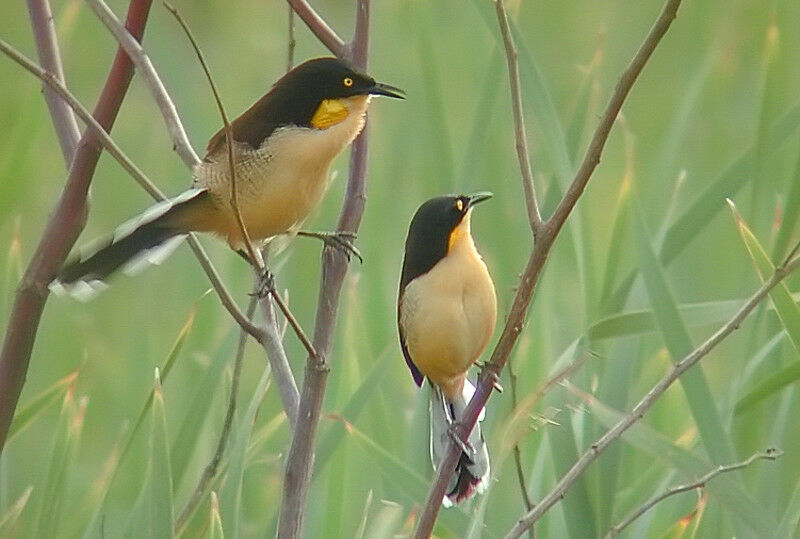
[253,268,277,299]
[298,230,363,263]
[447,422,475,456]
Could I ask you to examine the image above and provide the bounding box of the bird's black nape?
[399,192,492,291]
[206,56,403,155]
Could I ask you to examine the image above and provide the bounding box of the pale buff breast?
[400,238,497,399]
[193,96,370,249]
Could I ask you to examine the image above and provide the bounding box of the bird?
[397,192,497,505]
[51,56,404,298]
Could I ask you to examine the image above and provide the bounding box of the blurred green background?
[3,0,800,537]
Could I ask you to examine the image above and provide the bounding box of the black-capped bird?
[397,193,497,505]
[52,57,404,298]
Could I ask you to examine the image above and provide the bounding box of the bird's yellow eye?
[343,77,354,87]
[456,199,464,211]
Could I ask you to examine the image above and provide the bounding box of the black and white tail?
[429,379,490,506]
[50,189,211,301]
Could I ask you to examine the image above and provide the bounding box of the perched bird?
[397,193,497,505]
[52,57,404,298]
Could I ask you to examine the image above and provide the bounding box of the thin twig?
[166,1,320,365]
[508,357,534,539]
[0,0,153,456]
[277,0,370,536]
[155,3,303,419]
[507,256,800,537]
[287,5,296,72]
[286,0,345,57]
[413,0,684,535]
[494,0,542,234]
[0,37,265,343]
[175,295,257,533]
[84,0,200,168]
[605,448,782,537]
[27,0,81,163]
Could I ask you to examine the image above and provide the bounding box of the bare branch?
[0,37,267,345]
[605,448,783,537]
[507,357,534,528]
[256,276,300,429]
[287,6,296,71]
[175,296,258,533]
[85,0,200,169]
[506,256,800,537]
[495,0,542,234]
[413,0,684,534]
[286,0,345,57]
[278,1,370,535]
[0,0,153,455]
[546,0,681,234]
[27,0,81,163]
[162,4,313,406]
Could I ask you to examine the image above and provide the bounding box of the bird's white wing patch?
[122,234,187,276]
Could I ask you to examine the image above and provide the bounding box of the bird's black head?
[206,57,404,154]
[276,57,405,101]
[268,57,404,128]
[400,193,492,289]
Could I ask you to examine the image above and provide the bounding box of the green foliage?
[2,0,800,537]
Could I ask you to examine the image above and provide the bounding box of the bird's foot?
[297,230,363,263]
[253,268,277,299]
[447,422,476,456]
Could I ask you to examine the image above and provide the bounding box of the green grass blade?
[171,328,237,492]
[728,199,800,353]
[600,173,633,307]
[345,420,477,538]
[7,369,78,443]
[565,49,600,164]
[634,206,735,464]
[777,478,800,538]
[150,369,174,538]
[219,365,271,538]
[35,391,85,538]
[547,411,598,537]
[0,486,32,534]
[314,348,392,476]
[772,143,800,262]
[468,0,572,182]
[82,305,198,538]
[580,388,776,535]
[608,101,800,311]
[362,500,403,539]
[209,492,224,539]
[736,360,800,415]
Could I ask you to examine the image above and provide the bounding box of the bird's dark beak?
[368,82,406,99]
[466,192,493,208]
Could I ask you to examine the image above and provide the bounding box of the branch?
[0,0,153,456]
[175,296,257,532]
[27,0,81,163]
[495,0,542,234]
[85,0,200,169]
[546,0,681,233]
[163,3,305,419]
[413,0,684,535]
[277,1,370,536]
[286,0,345,57]
[507,256,800,537]
[0,39,266,345]
[604,448,782,537]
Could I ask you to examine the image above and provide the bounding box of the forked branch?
[413,0,684,536]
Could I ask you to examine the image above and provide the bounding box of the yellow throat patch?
[448,214,471,252]
[311,99,349,129]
